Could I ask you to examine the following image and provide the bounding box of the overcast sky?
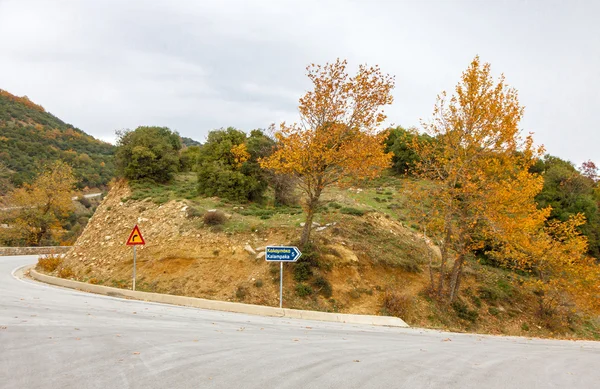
[0,0,598,165]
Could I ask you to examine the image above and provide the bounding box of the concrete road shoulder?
[25,266,409,328]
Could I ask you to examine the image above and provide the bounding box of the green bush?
[329,202,343,209]
[313,276,332,298]
[296,283,313,297]
[115,126,182,183]
[452,300,479,322]
[254,279,264,288]
[293,262,313,282]
[196,128,269,202]
[340,207,365,216]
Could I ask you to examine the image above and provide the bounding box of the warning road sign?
[126,225,145,246]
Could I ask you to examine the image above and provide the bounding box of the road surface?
[1,255,599,388]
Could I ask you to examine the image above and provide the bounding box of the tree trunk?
[437,225,452,297]
[448,253,465,303]
[300,206,315,248]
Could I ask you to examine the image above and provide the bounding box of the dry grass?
[37,254,62,272]
[58,266,74,279]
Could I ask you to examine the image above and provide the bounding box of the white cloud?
[0,0,598,166]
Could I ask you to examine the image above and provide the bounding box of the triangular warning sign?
[126,225,145,246]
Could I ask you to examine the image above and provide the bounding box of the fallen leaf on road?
[0,326,7,330]
[75,338,81,341]
[116,334,121,337]
[353,360,360,363]
[293,339,299,342]
[133,352,140,355]
[442,338,452,342]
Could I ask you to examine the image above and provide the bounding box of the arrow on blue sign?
[265,246,302,262]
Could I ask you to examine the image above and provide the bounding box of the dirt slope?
[60,180,431,314]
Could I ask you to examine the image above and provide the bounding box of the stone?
[255,247,265,252]
[105,236,111,241]
[256,252,266,260]
[244,245,256,255]
[316,226,327,232]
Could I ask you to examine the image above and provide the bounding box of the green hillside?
[0,89,115,189]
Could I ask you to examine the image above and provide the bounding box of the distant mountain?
[0,89,115,189]
[181,136,202,147]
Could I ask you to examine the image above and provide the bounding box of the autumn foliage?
[410,56,600,315]
[261,59,394,245]
[5,161,77,246]
[0,89,45,112]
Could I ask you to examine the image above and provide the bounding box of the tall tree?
[413,56,544,302]
[6,161,76,246]
[196,127,269,201]
[261,59,394,246]
[115,126,181,183]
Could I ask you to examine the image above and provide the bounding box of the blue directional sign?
[265,246,302,262]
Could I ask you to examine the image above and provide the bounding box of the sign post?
[265,246,302,308]
[126,225,145,291]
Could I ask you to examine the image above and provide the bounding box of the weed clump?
[296,283,313,297]
[293,262,313,282]
[203,210,227,226]
[186,207,203,219]
[313,276,332,298]
[37,254,62,272]
[235,286,247,300]
[452,300,479,322]
[58,266,74,279]
[382,290,414,319]
[340,207,365,216]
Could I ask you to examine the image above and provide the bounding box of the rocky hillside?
[58,179,433,313]
[47,177,600,340]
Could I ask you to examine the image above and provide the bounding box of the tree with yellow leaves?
[6,161,76,246]
[413,56,546,302]
[261,59,394,246]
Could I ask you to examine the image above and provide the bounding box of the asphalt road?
[1,255,599,389]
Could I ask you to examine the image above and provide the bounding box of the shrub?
[452,300,479,322]
[235,286,247,300]
[521,322,530,331]
[329,202,342,209]
[313,276,332,298]
[254,279,264,288]
[78,197,92,208]
[488,307,500,316]
[37,254,62,272]
[382,291,414,319]
[115,126,182,183]
[58,266,74,279]
[293,262,313,282]
[203,210,227,226]
[296,283,313,297]
[186,207,202,219]
[196,128,268,202]
[89,278,99,285]
[340,207,365,216]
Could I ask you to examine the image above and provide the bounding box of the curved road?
[1,255,599,388]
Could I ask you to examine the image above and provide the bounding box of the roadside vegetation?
[17,57,600,339]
